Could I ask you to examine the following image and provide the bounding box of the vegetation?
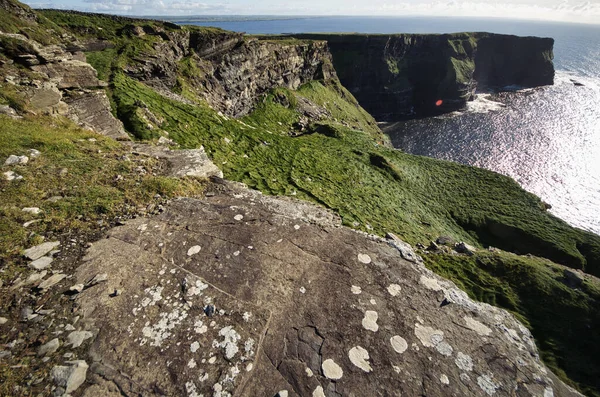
[0,115,206,273]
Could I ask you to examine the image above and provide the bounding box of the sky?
[21,0,600,24]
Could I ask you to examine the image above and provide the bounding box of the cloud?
[20,0,600,22]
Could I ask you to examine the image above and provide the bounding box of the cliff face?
[119,27,335,117]
[294,33,554,120]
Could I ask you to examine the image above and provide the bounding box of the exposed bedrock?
[294,33,554,120]
[74,180,580,397]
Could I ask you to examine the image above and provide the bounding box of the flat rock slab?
[23,241,60,260]
[65,90,130,141]
[74,181,581,397]
[128,143,223,179]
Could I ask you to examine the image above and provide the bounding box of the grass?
[0,115,206,274]
[424,250,600,397]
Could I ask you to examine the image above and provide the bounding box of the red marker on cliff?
[436,99,443,106]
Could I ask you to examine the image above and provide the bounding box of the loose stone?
[24,241,60,260]
[29,256,53,270]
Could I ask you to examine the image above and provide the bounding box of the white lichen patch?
[246,363,254,372]
[349,346,373,372]
[213,326,241,360]
[390,335,408,354]
[322,359,343,380]
[435,341,454,356]
[351,285,362,294]
[455,352,474,372]
[477,374,500,396]
[294,224,300,230]
[414,323,443,348]
[141,308,188,347]
[299,287,306,294]
[357,253,372,264]
[188,358,197,368]
[387,284,402,296]
[362,310,379,332]
[191,341,200,353]
[194,320,208,334]
[312,386,326,397]
[419,275,443,291]
[140,285,164,309]
[138,224,148,232]
[305,367,313,377]
[185,381,201,397]
[187,245,201,256]
[464,316,492,336]
[440,374,450,385]
[187,280,209,297]
[242,312,252,322]
[233,250,240,257]
[234,214,244,221]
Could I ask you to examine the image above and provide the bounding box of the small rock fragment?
[24,241,60,260]
[351,285,362,294]
[234,214,244,221]
[86,273,108,287]
[0,317,8,325]
[69,284,84,293]
[38,273,67,290]
[5,155,28,165]
[67,331,93,348]
[51,360,88,394]
[29,256,53,270]
[3,171,22,181]
[37,338,60,356]
[22,207,41,214]
[455,242,477,255]
[28,149,41,158]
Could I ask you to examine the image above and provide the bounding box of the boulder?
[73,180,579,397]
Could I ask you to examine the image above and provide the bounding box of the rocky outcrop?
[73,180,580,397]
[122,29,336,117]
[294,33,554,120]
[64,90,129,140]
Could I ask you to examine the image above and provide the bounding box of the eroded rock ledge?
[73,180,580,397]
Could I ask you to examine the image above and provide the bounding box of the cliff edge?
[293,33,554,119]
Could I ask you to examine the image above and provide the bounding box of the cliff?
[1,3,599,397]
[293,33,554,120]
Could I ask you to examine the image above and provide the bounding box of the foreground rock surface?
[73,181,579,397]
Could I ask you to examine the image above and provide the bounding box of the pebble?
[23,219,41,227]
[22,207,42,215]
[29,256,53,270]
[0,317,8,325]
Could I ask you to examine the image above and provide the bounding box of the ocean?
[178,16,600,235]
